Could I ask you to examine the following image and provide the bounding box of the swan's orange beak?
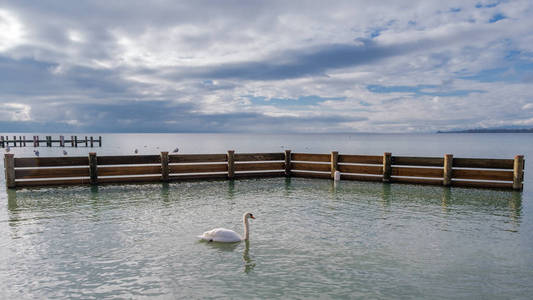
[250,215,255,219]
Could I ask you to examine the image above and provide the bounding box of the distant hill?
[437,128,533,133]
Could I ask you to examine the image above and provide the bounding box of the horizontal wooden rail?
[3,151,525,190]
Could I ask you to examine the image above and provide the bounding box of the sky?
[0,0,533,133]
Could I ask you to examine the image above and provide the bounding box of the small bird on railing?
[34,150,39,156]
[134,149,138,154]
[173,147,179,153]
[63,150,68,155]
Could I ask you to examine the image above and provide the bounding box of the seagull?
[34,150,40,157]
[134,149,138,154]
[63,150,68,155]
[172,147,179,153]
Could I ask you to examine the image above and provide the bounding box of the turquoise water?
[1,133,532,299]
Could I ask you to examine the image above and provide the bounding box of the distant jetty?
[437,128,533,133]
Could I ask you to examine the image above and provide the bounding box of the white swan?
[198,212,255,243]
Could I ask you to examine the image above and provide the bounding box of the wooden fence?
[0,135,102,148]
[3,151,525,190]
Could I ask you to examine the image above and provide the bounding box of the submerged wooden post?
[383,152,392,182]
[443,154,453,186]
[284,149,292,177]
[513,155,524,190]
[160,152,169,182]
[90,136,94,147]
[88,152,98,185]
[227,150,235,179]
[331,151,338,179]
[4,154,15,188]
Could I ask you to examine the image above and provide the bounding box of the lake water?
[1,133,532,299]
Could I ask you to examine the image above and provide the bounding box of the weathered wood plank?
[291,171,331,179]
[443,154,453,186]
[98,165,161,176]
[234,153,284,161]
[169,173,228,181]
[338,155,382,164]
[513,155,524,190]
[291,153,331,162]
[234,171,285,179]
[169,154,227,163]
[15,178,90,187]
[392,156,443,167]
[15,157,89,167]
[452,169,513,181]
[391,167,444,178]
[169,163,228,173]
[4,154,15,188]
[291,162,331,172]
[383,152,392,182]
[453,158,513,169]
[98,155,160,165]
[451,180,513,189]
[340,174,383,182]
[98,176,162,184]
[15,167,90,179]
[391,177,443,185]
[235,162,285,172]
[337,164,383,175]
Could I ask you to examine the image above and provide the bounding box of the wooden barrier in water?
[3,151,525,190]
[0,135,101,148]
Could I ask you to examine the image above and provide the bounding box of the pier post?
[90,137,94,147]
[0,136,4,148]
[443,154,453,186]
[33,136,38,147]
[85,136,88,147]
[227,150,235,179]
[74,136,78,147]
[513,155,524,190]
[383,152,392,182]
[23,136,26,146]
[331,151,338,179]
[98,136,102,147]
[59,136,64,147]
[4,154,15,189]
[284,150,292,177]
[46,136,51,147]
[160,152,169,182]
[88,152,98,185]
[13,136,17,147]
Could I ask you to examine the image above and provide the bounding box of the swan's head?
[244,212,255,220]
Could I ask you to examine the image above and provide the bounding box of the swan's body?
[198,212,255,243]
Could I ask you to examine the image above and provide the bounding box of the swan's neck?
[243,216,250,241]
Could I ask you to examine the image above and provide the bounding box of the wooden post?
[227,150,235,179]
[59,136,64,147]
[284,150,292,177]
[383,152,392,182]
[0,136,4,148]
[33,136,38,147]
[90,136,94,147]
[98,136,102,147]
[74,136,78,147]
[85,136,88,147]
[443,154,453,186]
[4,154,15,188]
[88,152,98,185]
[23,136,26,146]
[161,152,169,182]
[331,151,339,179]
[46,136,51,147]
[71,136,75,147]
[513,155,524,190]
[13,136,17,147]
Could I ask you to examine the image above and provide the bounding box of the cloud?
[1,1,533,133]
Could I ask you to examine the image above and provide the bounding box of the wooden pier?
[3,151,525,190]
[0,136,101,148]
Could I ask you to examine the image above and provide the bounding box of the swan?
[198,212,255,243]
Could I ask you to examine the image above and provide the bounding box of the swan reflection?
[243,240,255,273]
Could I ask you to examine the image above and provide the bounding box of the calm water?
[1,133,532,299]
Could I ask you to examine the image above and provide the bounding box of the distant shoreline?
[437,128,533,133]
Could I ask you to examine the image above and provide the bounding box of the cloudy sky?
[1,0,532,133]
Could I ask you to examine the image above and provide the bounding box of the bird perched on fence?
[173,147,179,153]
[34,150,39,156]
[134,149,138,154]
[63,150,68,155]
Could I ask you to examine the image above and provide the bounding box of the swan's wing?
[198,228,242,242]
